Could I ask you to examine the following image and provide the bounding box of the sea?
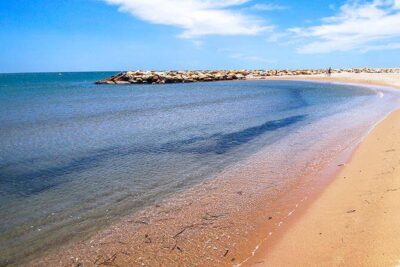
[0,72,399,265]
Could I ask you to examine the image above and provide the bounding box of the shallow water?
[0,73,398,265]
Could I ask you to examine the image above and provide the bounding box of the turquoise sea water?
[0,72,398,265]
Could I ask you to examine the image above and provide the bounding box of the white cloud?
[250,3,288,11]
[328,4,337,10]
[266,32,289,43]
[229,53,271,62]
[191,40,204,49]
[292,0,400,53]
[362,42,400,52]
[103,0,270,38]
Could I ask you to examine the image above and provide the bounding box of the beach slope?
[252,74,400,266]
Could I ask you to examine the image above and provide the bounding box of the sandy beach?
[3,0,400,266]
[269,72,400,89]
[248,73,400,266]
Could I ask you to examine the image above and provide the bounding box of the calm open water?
[0,72,399,265]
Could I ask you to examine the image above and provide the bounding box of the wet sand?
[249,73,400,266]
[28,74,400,267]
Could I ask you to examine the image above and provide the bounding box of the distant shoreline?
[95,68,400,85]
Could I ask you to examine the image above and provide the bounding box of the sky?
[1,0,400,73]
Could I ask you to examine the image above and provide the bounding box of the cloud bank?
[292,0,400,53]
[104,0,270,38]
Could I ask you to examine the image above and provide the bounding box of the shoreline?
[30,113,359,266]
[95,69,400,85]
[28,75,400,267]
[267,72,400,90]
[247,73,400,266]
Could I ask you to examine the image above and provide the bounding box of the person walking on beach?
[326,67,332,77]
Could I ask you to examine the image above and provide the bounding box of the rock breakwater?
[96,68,400,85]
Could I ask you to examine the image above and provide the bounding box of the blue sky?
[1,0,399,73]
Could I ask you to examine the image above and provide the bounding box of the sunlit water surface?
[0,72,399,265]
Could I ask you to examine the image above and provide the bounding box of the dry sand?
[269,72,400,89]
[248,73,400,266]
